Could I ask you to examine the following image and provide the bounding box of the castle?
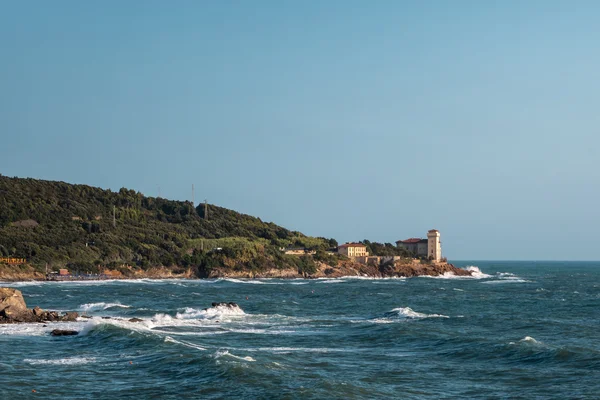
[396,229,442,261]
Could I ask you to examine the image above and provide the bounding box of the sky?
[1,1,599,260]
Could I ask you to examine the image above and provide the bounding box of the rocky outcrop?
[0,288,79,324]
[206,259,473,279]
[211,302,239,308]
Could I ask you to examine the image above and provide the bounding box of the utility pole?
[113,206,116,228]
[204,199,208,220]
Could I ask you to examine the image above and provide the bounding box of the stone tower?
[427,229,442,262]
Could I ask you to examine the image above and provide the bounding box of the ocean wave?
[80,302,131,311]
[234,347,350,354]
[213,349,256,362]
[164,336,206,351]
[176,303,245,320]
[0,281,44,287]
[0,321,88,337]
[24,357,96,365]
[482,279,531,284]
[421,266,492,280]
[381,307,449,321]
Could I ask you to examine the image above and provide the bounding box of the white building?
[426,229,442,262]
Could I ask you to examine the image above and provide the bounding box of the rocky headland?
[0,260,472,281]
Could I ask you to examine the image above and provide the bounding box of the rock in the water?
[0,288,29,318]
[60,312,79,322]
[0,287,80,324]
[128,318,143,323]
[211,302,239,308]
[51,329,78,336]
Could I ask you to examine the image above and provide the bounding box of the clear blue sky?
[1,1,599,260]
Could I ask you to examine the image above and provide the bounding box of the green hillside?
[0,175,338,276]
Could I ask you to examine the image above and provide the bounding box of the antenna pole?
[204,199,208,220]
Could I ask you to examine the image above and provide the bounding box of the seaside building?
[337,243,369,257]
[396,229,442,262]
[395,238,428,257]
[427,229,442,262]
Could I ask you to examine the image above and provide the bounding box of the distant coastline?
[0,260,472,282]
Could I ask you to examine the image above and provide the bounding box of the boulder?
[51,329,78,336]
[32,306,44,317]
[60,312,79,322]
[0,288,29,315]
[211,302,239,308]
[128,318,143,323]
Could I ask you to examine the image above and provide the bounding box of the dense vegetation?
[0,175,340,276]
[361,240,412,258]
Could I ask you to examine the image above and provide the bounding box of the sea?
[0,261,599,399]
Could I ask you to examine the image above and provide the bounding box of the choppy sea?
[1,261,599,399]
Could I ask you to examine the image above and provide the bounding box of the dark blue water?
[1,261,599,399]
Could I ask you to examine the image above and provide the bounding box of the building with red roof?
[396,229,442,261]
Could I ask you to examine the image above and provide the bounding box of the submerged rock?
[211,302,239,308]
[51,329,78,336]
[128,318,143,323]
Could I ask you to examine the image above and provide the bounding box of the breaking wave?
[176,303,245,320]
[80,302,131,311]
[24,357,96,365]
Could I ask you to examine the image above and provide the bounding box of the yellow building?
[337,243,369,257]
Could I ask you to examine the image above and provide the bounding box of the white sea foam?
[510,336,543,346]
[482,279,531,284]
[24,357,96,365]
[213,349,255,362]
[80,302,131,311]
[164,336,206,351]
[0,321,88,337]
[382,307,449,321]
[421,266,491,280]
[176,304,245,320]
[234,347,349,353]
[0,281,43,287]
[220,278,273,285]
[520,336,540,344]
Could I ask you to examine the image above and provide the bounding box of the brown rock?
[60,312,79,322]
[128,318,143,323]
[0,288,29,315]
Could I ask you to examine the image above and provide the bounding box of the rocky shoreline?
[0,288,78,324]
[0,261,472,282]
